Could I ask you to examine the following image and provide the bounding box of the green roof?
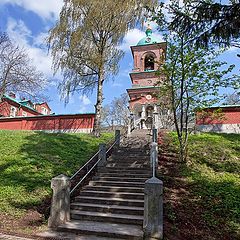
[3,95,39,113]
[137,26,161,46]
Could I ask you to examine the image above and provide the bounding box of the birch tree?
[48,0,158,136]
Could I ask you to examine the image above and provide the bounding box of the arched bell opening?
[144,54,155,71]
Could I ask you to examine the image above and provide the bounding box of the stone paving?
[0,234,33,240]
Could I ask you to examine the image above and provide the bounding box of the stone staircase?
[45,129,151,239]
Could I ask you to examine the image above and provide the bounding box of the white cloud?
[6,17,55,78]
[0,0,63,21]
[120,28,145,51]
[120,27,164,52]
[78,95,92,113]
[79,95,91,105]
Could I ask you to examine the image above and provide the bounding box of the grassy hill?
[160,132,240,240]
[0,130,113,235]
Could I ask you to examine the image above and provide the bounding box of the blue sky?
[0,1,239,114]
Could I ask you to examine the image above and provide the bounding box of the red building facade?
[0,94,95,132]
[127,25,166,129]
[0,94,51,118]
[196,105,240,133]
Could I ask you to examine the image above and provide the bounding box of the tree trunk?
[92,70,104,137]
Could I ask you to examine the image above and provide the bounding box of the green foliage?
[154,1,240,161]
[154,1,240,48]
[0,130,113,217]
[169,131,240,235]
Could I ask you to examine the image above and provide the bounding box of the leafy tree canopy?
[153,0,240,48]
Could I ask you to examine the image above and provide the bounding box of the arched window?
[144,54,154,71]
[146,105,154,117]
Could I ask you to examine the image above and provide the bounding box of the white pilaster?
[141,105,146,118]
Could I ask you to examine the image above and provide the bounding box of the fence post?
[48,174,70,229]
[150,142,158,177]
[98,143,106,167]
[143,177,163,240]
[152,128,158,143]
[115,130,120,147]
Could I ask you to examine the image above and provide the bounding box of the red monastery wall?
[196,107,240,125]
[0,113,95,133]
[196,107,240,134]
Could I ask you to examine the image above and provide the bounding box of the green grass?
[0,130,114,218]
[169,132,240,236]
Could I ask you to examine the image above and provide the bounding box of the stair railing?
[151,127,158,177]
[70,129,122,196]
[48,129,125,229]
[143,127,163,239]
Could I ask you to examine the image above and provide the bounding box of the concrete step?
[107,159,150,164]
[57,220,143,239]
[111,152,149,157]
[99,168,151,174]
[106,163,150,168]
[97,172,151,178]
[39,230,123,240]
[110,152,150,160]
[74,196,144,207]
[93,176,148,183]
[71,202,144,215]
[78,190,144,200]
[71,210,143,225]
[89,180,145,188]
[83,185,144,193]
[116,147,149,152]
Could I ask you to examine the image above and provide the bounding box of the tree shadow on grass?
[188,132,240,174]
[158,132,240,240]
[0,131,109,222]
[160,160,240,240]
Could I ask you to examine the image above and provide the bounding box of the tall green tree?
[154,2,240,161]
[48,0,158,136]
[155,0,240,49]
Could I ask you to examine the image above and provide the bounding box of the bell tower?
[127,25,166,129]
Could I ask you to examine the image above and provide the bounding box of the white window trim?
[10,106,17,117]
